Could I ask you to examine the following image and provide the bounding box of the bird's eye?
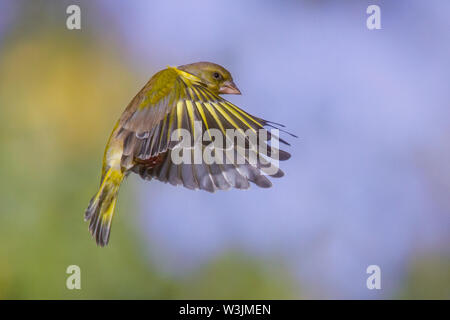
[212,72,221,80]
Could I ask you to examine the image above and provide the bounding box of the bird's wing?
[119,67,293,192]
[116,67,192,160]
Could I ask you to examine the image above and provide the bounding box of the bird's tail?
[85,167,124,247]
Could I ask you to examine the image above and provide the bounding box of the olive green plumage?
[85,62,294,247]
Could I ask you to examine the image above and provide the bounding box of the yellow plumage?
[85,62,294,246]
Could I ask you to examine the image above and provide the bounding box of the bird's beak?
[219,80,241,95]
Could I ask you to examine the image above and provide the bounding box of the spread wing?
[117,67,293,192]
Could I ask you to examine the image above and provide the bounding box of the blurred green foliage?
[398,255,450,299]
[0,1,299,299]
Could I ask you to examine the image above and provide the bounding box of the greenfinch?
[85,62,293,246]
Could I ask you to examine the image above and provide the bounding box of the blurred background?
[0,0,448,299]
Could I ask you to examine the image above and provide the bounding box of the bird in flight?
[85,62,294,246]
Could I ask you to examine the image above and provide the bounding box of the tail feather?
[85,168,123,247]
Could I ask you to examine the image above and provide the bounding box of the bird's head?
[177,62,241,95]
